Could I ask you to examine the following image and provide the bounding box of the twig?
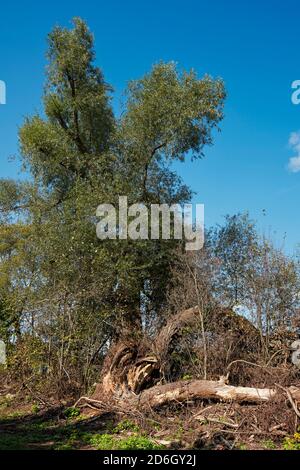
[275,383,300,419]
[22,383,47,406]
[266,349,285,367]
[226,359,273,376]
[196,415,239,429]
[82,403,102,411]
[74,396,106,409]
[192,405,214,419]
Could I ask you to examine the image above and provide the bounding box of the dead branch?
[275,383,300,419]
[196,415,239,429]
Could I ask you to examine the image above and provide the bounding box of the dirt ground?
[0,391,299,450]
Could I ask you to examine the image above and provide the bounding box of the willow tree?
[0,18,225,392]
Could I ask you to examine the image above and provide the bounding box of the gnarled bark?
[95,306,200,398]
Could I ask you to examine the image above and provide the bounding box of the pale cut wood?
[137,379,277,408]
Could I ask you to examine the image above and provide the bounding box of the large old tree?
[0,18,227,396]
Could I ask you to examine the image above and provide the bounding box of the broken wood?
[136,379,277,409]
[140,378,300,410]
[275,383,300,418]
[95,306,201,398]
[90,305,300,415]
[83,377,300,413]
[134,379,300,410]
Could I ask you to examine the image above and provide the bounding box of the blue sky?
[0,0,300,252]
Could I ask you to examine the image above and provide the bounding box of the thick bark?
[153,306,199,358]
[95,307,200,398]
[94,341,159,397]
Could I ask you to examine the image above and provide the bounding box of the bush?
[117,436,165,450]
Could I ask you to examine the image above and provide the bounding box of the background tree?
[209,213,300,361]
[209,213,258,307]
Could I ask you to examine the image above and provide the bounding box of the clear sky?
[0,0,300,253]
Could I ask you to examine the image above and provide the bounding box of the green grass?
[89,433,165,450]
[262,439,276,450]
[0,426,58,450]
[86,418,166,450]
[0,403,165,451]
[113,419,140,434]
[0,434,30,450]
[0,407,84,450]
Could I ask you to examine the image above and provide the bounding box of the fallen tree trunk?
[88,379,300,413]
[136,379,277,408]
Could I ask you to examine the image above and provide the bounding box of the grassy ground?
[0,413,165,450]
[0,397,165,450]
[1,394,299,450]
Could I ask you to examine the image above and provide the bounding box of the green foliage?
[263,439,276,450]
[283,433,300,450]
[6,336,48,383]
[54,431,83,450]
[113,419,140,434]
[89,433,115,450]
[117,436,165,450]
[89,433,164,450]
[31,404,40,414]
[208,212,300,345]
[181,373,193,381]
[119,61,225,165]
[63,407,81,419]
[209,213,258,306]
[85,418,163,450]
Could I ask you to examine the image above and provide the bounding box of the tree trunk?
[94,306,200,398]
[136,379,276,408]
